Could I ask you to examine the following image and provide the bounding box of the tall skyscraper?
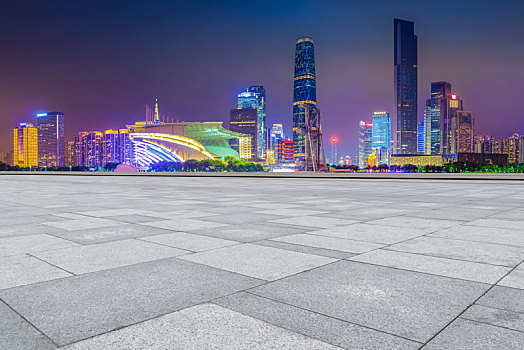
[519,135,524,164]
[443,93,464,154]
[270,124,284,150]
[64,141,75,167]
[293,37,317,163]
[37,112,64,167]
[417,121,425,154]
[229,108,257,159]
[371,112,391,151]
[75,131,103,167]
[394,19,417,154]
[358,121,372,168]
[237,86,266,157]
[13,122,38,168]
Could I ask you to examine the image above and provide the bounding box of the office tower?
[229,108,258,159]
[371,112,391,151]
[237,136,252,160]
[276,139,294,163]
[270,124,284,150]
[118,129,133,164]
[450,111,474,153]
[358,121,372,168]
[443,92,463,154]
[64,141,75,167]
[36,112,64,167]
[238,86,266,157]
[103,130,120,164]
[13,122,38,167]
[293,37,317,163]
[424,98,440,155]
[417,121,425,154]
[507,133,521,164]
[75,131,103,167]
[394,19,417,154]
[330,137,338,165]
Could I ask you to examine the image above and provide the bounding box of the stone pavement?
[0,174,523,349]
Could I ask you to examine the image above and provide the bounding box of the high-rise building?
[519,135,524,164]
[237,86,266,157]
[394,19,417,154]
[13,122,38,168]
[0,151,13,165]
[417,121,425,154]
[276,139,294,163]
[64,141,75,167]
[229,108,258,159]
[443,93,464,154]
[293,37,317,163]
[330,137,338,165]
[507,133,521,164]
[36,112,64,167]
[118,129,133,165]
[358,121,372,168]
[451,111,474,153]
[103,130,120,164]
[270,124,284,150]
[371,112,391,151]
[75,131,103,168]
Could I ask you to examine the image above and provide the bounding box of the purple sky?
[1,0,523,157]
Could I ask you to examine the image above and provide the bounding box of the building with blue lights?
[371,112,391,151]
[237,86,266,158]
[36,112,64,167]
[358,121,372,168]
[417,121,425,154]
[292,37,317,164]
[394,19,418,154]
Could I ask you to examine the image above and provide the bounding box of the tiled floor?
[0,175,523,349]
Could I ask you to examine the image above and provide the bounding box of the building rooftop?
[0,174,523,349]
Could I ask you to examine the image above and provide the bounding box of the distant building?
[507,133,521,165]
[394,19,417,154]
[276,139,294,163]
[0,151,13,165]
[371,112,391,151]
[520,135,524,164]
[417,121,425,154]
[237,136,252,160]
[238,86,266,157]
[390,153,508,167]
[64,141,75,167]
[75,131,103,168]
[358,121,372,168]
[270,124,284,150]
[37,112,64,167]
[229,108,258,159]
[451,111,474,153]
[13,122,38,168]
[442,93,464,154]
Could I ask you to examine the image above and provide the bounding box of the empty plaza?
[1,174,523,349]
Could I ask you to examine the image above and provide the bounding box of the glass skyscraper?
[37,112,65,167]
[229,108,258,159]
[237,86,266,158]
[13,122,38,167]
[292,37,317,162]
[417,121,425,154]
[371,112,391,151]
[358,121,372,169]
[394,19,417,154]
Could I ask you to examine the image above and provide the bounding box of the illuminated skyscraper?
[237,86,266,157]
[270,124,284,150]
[13,122,38,167]
[277,139,294,163]
[64,141,75,167]
[519,135,524,164]
[371,112,391,151]
[451,111,474,153]
[443,93,464,154]
[417,121,425,154]
[394,19,417,154]
[293,37,317,163]
[358,121,372,168]
[75,131,103,167]
[37,112,64,167]
[229,108,257,159]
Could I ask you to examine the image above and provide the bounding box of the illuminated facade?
[451,111,474,153]
[276,139,294,163]
[371,112,391,151]
[520,135,524,164]
[270,124,284,150]
[506,133,521,164]
[64,141,75,167]
[37,112,64,167]
[13,123,38,168]
[358,121,372,168]
[442,93,464,154]
[293,37,317,162]
[238,136,252,160]
[417,121,425,154]
[229,108,257,159]
[237,86,266,157]
[394,19,418,154]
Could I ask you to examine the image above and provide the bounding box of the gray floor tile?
[429,225,524,247]
[0,234,78,257]
[213,292,421,350]
[199,213,281,225]
[0,254,72,290]
[461,304,524,332]
[179,243,336,281]
[75,209,154,217]
[476,286,524,313]
[387,236,524,267]
[254,208,329,216]
[269,216,360,229]
[191,222,310,242]
[498,264,524,289]
[466,218,524,230]
[140,231,239,252]
[0,301,55,350]
[250,260,489,342]
[140,218,229,231]
[253,240,357,259]
[271,233,384,253]
[33,239,190,274]
[422,318,524,350]
[42,218,123,231]
[349,249,511,284]
[0,258,262,346]
[367,216,463,229]
[59,303,340,350]
[307,223,433,244]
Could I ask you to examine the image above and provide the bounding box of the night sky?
[1,0,523,157]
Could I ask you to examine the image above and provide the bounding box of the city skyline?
[1,1,524,158]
